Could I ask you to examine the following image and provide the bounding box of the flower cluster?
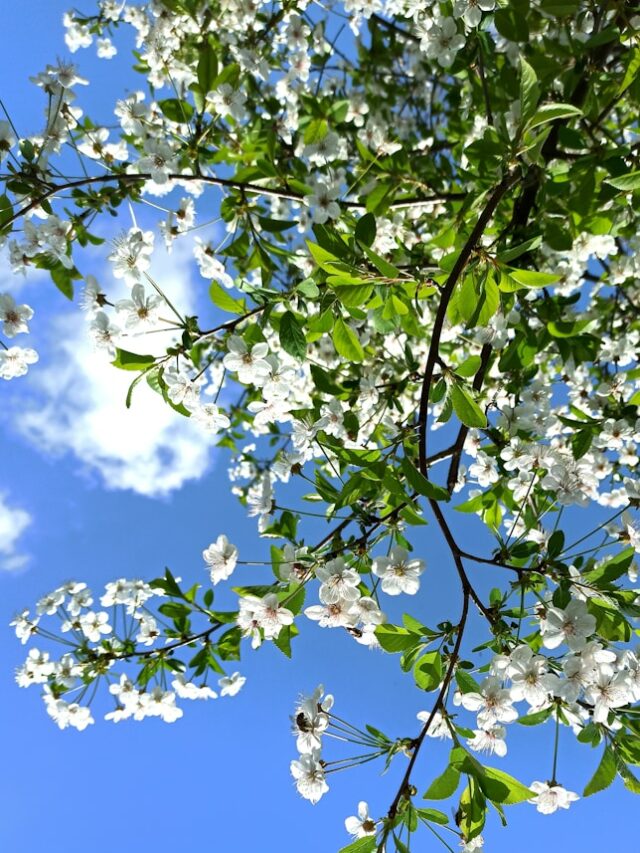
[0,292,38,380]
[290,686,333,804]
[11,575,245,729]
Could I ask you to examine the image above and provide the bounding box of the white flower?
[203,534,238,585]
[316,557,361,604]
[247,474,274,527]
[421,17,466,68]
[584,669,632,723]
[191,403,231,434]
[237,593,293,647]
[136,687,183,722]
[468,726,507,758]
[172,675,217,700]
[540,599,596,652]
[0,346,38,380]
[529,781,579,814]
[79,610,112,642]
[135,615,160,646]
[45,698,94,731]
[0,120,17,161]
[0,293,33,337]
[97,37,117,59]
[453,0,495,28]
[507,645,552,707]
[372,546,425,596]
[109,675,141,709]
[290,749,329,803]
[304,600,358,628]
[469,452,499,487]
[218,672,246,697]
[304,181,341,224]
[223,336,271,385]
[115,283,162,329]
[207,84,246,120]
[79,275,106,312]
[193,239,234,285]
[417,709,453,740]
[15,648,55,686]
[345,801,377,838]
[137,139,178,184]
[459,677,519,727]
[293,685,333,753]
[162,368,204,410]
[10,610,39,644]
[460,836,484,852]
[108,228,154,286]
[36,588,65,615]
[89,311,120,355]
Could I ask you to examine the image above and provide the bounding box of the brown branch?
[429,500,495,622]
[3,171,466,231]
[377,589,470,851]
[445,342,493,494]
[417,171,518,477]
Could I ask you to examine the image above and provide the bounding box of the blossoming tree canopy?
[4,0,640,849]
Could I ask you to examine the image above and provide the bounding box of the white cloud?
[0,493,32,571]
[15,241,216,498]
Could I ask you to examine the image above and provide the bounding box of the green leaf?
[455,670,481,694]
[197,43,218,94]
[338,837,377,853]
[401,457,450,502]
[588,599,632,642]
[516,706,553,726]
[306,241,350,274]
[605,171,640,192]
[547,318,592,338]
[312,223,351,259]
[477,767,534,805]
[584,746,617,797]
[571,429,593,460]
[497,236,542,263]
[304,118,328,145]
[423,764,461,800]
[355,212,376,247]
[585,548,634,585]
[540,0,580,14]
[0,194,14,232]
[333,318,364,362]
[414,651,443,692]
[296,278,320,298]
[455,355,482,378]
[362,244,400,278]
[526,103,583,129]
[375,624,420,653]
[503,268,561,289]
[112,349,156,371]
[279,311,307,360]
[450,382,487,428]
[158,98,194,123]
[458,778,486,841]
[611,750,640,794]
[332,284,374,308]
[209,281,245,314]
[271,623,298,658]
[519,57,539,126]
[257,216,296,233]
[495,7,529,41]
[415,807,449,826]
[125,368,153,409]
[619,46,640,97]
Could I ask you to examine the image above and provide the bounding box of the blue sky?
[0,3,637,852]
